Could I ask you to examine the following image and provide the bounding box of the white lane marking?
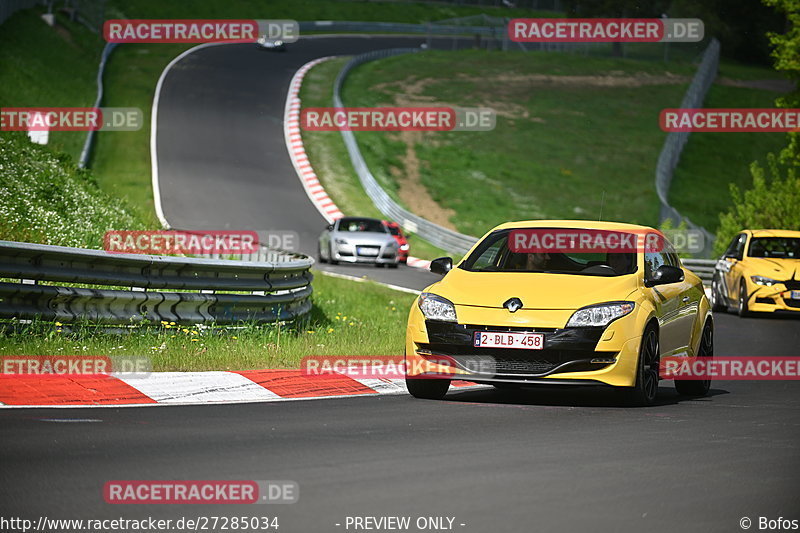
[114,372,281,403]
[318,270,421,295]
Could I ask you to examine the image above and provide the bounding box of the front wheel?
[737,281,750,317]
[329,244,338,265]
[406,378,450,400]
[317,243,327,263]
[675,322,713,397]
[710,274,725,312]
[625,326,660,406]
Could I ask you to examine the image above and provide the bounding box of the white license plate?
[473,331,544,350]
[792,291,800,300]
[357,247,379,256]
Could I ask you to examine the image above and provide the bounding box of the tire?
[406,377,450,400]
[737,281,750,317]
[374,263,385,268]
[626,326,660,407]
[710,274,725,312]
[329,244,338,265]
[388,263,399,269]
[317,243,327,264]
[675,321,713,397]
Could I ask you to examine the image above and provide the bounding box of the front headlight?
[400,244,410,251]
[566,302,634,328]
[751,275,778,286]
[418,293,457,322]
[335,238,349,245]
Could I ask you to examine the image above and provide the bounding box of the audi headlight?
[400,244,410,251]
[418,293,457,322]
[751,275,778,286]
[566,302,634,328]
[335,238,349,245]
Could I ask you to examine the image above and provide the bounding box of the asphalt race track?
[2,36,799,533]
[153,36,459,291]
[1,312,799,532]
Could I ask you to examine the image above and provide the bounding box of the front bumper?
[405,306,642,387]
[332,242,398,264]
[746,283,800,313]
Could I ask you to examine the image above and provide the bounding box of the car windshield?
[748,237,800,259]
[338,219,386,233]
[460,229,638,276]
[386,226,401,236]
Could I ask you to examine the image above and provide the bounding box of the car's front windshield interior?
[338,219,387,233]
[460,230,638,276]
[748,237,800,259]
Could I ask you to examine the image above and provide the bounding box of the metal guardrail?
[656,38,720,257]
[682,258,715,285]
[78,41,116,168]
[334,48,480,256]
[0,240,314,325]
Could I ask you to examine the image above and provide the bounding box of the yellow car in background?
[405,220,713,406]
[711,229,800,316]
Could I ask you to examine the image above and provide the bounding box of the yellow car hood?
[429,267,639,310]
[745,258,799,280]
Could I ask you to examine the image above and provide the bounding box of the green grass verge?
[328,49,785,239]
[342,49,697,235]
[0,131,149,247]
[668,84,787,231]
[0,272,415,371]
[0,8,103,159]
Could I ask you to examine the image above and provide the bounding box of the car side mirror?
[647,265,684,287]
[430,257,453,275]
[326,224,334,231]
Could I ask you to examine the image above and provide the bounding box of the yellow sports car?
[405,220,713,406]
[711,229,800,316]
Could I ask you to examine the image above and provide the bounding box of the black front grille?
[785,298,800,308]
[756,297,775,304]
[419,343,613,376]
[784,279,800,290]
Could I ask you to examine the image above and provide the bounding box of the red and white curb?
[283,57,431,271]
[284,57,345,223]
[0,371,478,408]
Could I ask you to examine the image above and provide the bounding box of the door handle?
[682,296,690,303]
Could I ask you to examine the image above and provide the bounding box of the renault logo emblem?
[503,297,523,313]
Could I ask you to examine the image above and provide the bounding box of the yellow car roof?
[491,220,656,232]
[747,229,800,238]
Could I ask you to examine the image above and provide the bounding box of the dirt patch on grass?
[389,130,457,230]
